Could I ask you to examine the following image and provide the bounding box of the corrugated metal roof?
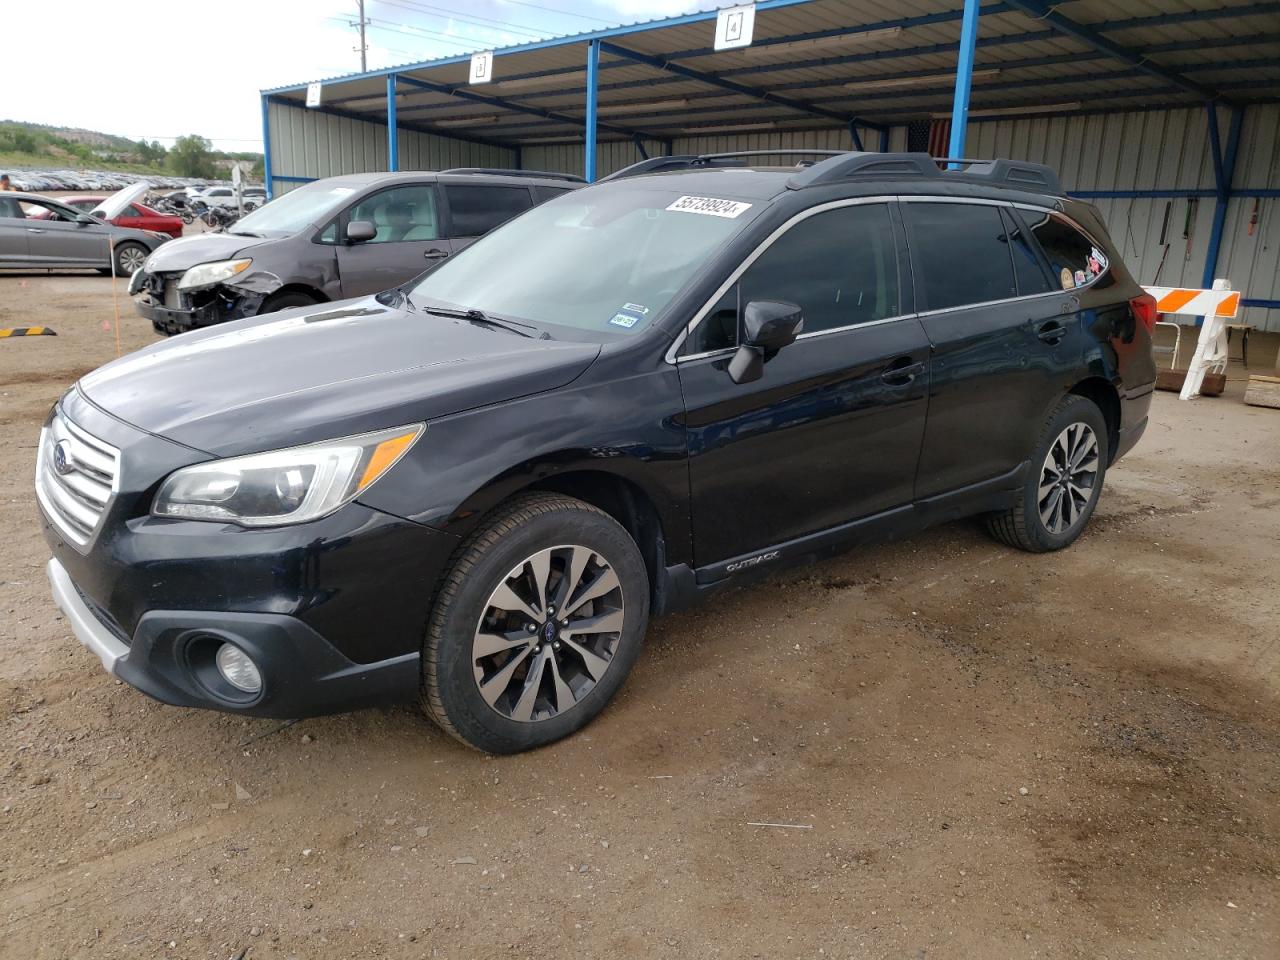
[264,0,1280,145]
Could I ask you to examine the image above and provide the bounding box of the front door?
[0,196,30,263]
[677,201,931,569]
[21,198,111,267]
[334,183,453,297]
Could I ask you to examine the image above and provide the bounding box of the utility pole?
[356,0,368,72]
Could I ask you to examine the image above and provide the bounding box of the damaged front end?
[132,262,282,336]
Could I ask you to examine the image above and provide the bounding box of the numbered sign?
[305,82,322,108]
[470,50,495,84]
[715,4,756,51]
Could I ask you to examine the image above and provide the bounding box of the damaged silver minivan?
[130,168,581,334]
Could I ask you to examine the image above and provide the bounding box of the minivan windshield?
[229,181,358,237]
[409,183,762,339]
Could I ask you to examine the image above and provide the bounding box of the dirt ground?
[1,274,1278,960]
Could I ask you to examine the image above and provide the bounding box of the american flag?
[908,118,952,160]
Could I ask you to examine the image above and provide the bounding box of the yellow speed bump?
[0,327,57,338]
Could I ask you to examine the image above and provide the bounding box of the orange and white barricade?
[1142,279,1240,400]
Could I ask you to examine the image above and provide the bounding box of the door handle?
[880,357,924,385]
[1037,320,1066,344]
[423,248,448,260]
[26,227,44,234]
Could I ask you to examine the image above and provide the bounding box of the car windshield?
[409,182,762,339]
[229,181,357,237]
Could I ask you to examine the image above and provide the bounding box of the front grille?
[36,412,120,550]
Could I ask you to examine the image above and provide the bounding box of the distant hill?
[0,120,262,178]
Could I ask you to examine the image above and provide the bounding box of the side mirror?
[76,214,99,226]
[346,220,376,243]
[727,300,803,384]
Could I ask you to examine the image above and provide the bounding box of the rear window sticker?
[1074,269,1088,287]
[666,196,753,218]
[1059,267,1074,290]
[622,302,650,315]
[609,313,640,328]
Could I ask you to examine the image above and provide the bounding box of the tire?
[260,291,318,315]
[112,242,148,278]
[421,493,650,753]
[985,394,1109,553]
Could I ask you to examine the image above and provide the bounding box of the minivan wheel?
[421,493,650,753]
[985,394,1109,553]
[260,291,318,315]
[112,242,148,278]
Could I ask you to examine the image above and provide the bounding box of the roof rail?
[786,151,1063,194]
[603,149,847,182]
[440,168,586,183]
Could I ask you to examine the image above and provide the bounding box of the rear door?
[677,200,931,569]
[440,182,535,253]
[901,198,1080,500]
[333,182,452,297]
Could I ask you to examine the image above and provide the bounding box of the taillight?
[1129,293,1158,333]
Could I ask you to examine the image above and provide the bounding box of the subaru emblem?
[52,439,73,476]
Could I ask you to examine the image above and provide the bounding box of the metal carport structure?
[261,0,1280,329]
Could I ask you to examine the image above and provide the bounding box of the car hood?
[141,232,269,272]
[77,298,602,457]
[91,182,149,221]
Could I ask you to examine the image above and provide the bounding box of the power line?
[375,0,550,39]
[499,0,620,26]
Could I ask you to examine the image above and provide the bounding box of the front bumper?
[132,274,262,335]
[48,558,420,717]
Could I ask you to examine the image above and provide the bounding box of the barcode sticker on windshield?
[666,196,752,218]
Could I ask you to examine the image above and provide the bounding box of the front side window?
[686,203,900,354]
[902,201,1017,311]
[444,184,533,237]
[410,183,761,341]
[347,184,439,243]
[1025,211,1110,290]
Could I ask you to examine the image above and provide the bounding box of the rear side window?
[1001,207,1053,296]
[445,184,534,237]
[902,202,1017,311]
[686,203,900,354]
[1024,211,1109,290]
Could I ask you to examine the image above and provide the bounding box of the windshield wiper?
[420,304,538,339]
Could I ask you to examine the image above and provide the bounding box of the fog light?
[215,642,262,694]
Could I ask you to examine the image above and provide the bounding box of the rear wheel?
[112,241,148,278]
[985,394,1108,552]
[421,493,650,753]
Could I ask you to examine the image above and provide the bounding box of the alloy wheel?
[472,544,625,723]
[119,246,147,273]
[1038,422,1099,535]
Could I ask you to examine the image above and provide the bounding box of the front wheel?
[985,394,1109,553]
[112,241,148,278]
[421,493,650,753]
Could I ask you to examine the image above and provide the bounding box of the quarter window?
[1024,211,1109,290]
[902,202,1017,311]
[685,203,900,354]
[444,184,533,237]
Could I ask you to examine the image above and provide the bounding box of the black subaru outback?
[39,150,1156,753]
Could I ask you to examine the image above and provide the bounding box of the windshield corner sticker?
[609,303,649,328]
[666,195,752,219]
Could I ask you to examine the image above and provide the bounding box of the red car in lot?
[30,195,184,239]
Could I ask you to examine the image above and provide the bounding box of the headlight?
[152,424,423,526]
[177,258,252,290]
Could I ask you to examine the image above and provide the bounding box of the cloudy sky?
[0,0,732,153]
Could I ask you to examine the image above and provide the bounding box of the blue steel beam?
[1201,106,1245,291]
[585,39,599,182]
[260,94,274,199]
[948,0,982,164]
[597,39,886,131]
[1002,0,1226,102]
[393,72,652,140]
[386,74,398,171]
